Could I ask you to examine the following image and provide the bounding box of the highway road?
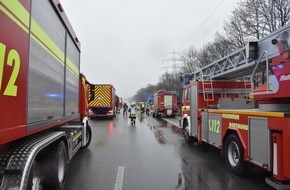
[65,111,274,190]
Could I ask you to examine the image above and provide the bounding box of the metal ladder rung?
[243,76,252,99]
[202,75,214,101]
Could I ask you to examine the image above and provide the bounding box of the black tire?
[157,113,161,118]
[82,124,92,149]
[224,134,248,176]
[44,141,67,190]
[152,112,156,118]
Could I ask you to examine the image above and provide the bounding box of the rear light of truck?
[107,109,114,115]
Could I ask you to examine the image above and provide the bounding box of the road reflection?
[108,121,114,135]
[153,129,167,144]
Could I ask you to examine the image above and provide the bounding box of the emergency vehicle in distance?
[152,90,178,118]
[180,22,290,189]
[88,83,116,119]
[0,1,92,189]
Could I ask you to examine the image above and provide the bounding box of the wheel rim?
[184,127,189,140]
[30,162,43,190]
[227,141,240,167]
[184,122,189,140]
[85,128,90,145]
[58,152,65,183]
[32,177,42,190]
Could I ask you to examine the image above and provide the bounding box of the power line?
[177,0,238,52]
[176,0,224,51]
[193,1,238,48]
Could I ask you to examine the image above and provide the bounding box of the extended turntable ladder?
[190,22,290,80]
[185,23,290,100]
[193,46,264,81]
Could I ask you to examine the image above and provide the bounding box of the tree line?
[132,0,290,102]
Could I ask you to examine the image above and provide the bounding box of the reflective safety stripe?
[208,109,284,118]
[72,132,82,142]
[66,58,79,77]
[0,0,79,77]
[31,19,65,64]
[0,2,29,33]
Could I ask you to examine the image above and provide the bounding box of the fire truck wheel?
[27,160,44,190]
[44,141,67,190]
[225,134,248,176]
[82,124,92,149]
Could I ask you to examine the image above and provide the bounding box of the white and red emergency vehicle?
[0,1,92,189]
[180,23,290,189]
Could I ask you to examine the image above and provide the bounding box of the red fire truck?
[0,1,92,189]
[180,79,252,134]
[180,23,290,189]
[152,90,178,118]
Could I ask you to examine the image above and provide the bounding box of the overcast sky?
[61,0,238,98]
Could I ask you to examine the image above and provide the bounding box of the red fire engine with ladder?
[180,23,290,189]
[0,0,92,189]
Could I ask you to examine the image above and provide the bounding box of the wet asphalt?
[65,111,274,190]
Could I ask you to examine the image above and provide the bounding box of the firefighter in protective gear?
[128,101,137,125]
[123,103,128,117]
[141,102,145,114]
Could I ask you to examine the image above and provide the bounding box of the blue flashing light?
[184,75,192,85]
[44,93,63,99]
[273,64,284,70]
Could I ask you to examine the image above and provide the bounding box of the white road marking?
[114,166,124,190]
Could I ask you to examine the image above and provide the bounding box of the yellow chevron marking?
[89,86,111,107]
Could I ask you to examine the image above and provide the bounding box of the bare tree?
[259,0,290,32]
[223,0,290,46]
[157,72,182,92]
[223,8,246,49]
[133,84,158,103]
[213,32,235,57]
[179,46,200,74]
[132,72,182,102]
[238,0,267,39]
